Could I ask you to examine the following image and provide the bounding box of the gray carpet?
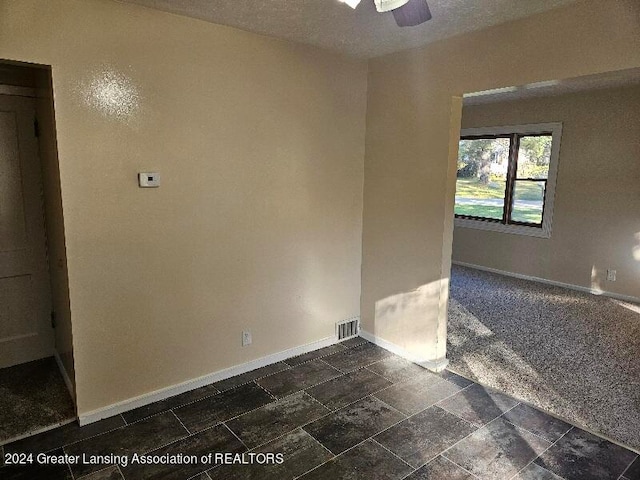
[448,265,640,452]
[0,357,75,444]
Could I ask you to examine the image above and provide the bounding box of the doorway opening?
[446,68,640,452]
[0,60,75,444]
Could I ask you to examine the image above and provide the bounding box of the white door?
[0,94,53,368]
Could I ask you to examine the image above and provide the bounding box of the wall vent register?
[336,318,360,340]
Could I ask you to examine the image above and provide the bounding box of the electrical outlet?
[606,269,616,282]
[242,330,252,346]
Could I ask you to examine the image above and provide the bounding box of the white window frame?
[454,122,562,239]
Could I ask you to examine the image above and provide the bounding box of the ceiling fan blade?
[374,0,410,13]
[392,0,432,27]
[338,0,362,8]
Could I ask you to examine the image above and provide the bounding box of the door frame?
[0,60,76,408]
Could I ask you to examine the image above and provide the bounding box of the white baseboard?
[359,330,449,373]
[78,335,338,426]
[54,351,76,406]
[452,261,640,304]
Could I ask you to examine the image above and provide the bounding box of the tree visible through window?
[455,131,554,227]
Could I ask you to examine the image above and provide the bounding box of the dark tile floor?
[1,338,638,480]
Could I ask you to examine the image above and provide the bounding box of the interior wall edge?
[359,329,449,372]
[53,351,76,404]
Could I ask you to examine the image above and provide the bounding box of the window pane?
[455,137,510,220]
[511,180,545,224]
[517,135,552,179]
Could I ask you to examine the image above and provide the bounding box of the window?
[454,123,562,238]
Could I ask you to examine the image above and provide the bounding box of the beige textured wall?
[453,85,640,299]
[35,67,76,396]
[0,0,367,415]
[362,0,640,363]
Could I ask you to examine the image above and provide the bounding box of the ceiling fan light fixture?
[342,0,432,28]
[374,0,410,13]
[338,0,362,9]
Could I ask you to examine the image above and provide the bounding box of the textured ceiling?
[119,0,580,58]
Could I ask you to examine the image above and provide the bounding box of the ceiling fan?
[339,0,432,27]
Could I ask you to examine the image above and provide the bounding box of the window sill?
[454,217,551,238]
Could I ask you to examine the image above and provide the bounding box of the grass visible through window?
[454,178,544,223]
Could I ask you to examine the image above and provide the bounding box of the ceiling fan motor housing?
[374,0,411,13]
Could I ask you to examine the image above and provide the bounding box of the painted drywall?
[0,0,367,416]
[362,0,640,363]
[35,67,76,397]
[453,85,640,300]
